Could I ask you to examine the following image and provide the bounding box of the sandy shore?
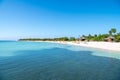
[55,41,120,52]
[39,41,120,52]
[25,41,120,52]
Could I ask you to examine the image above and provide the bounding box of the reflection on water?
[0,42,120,80]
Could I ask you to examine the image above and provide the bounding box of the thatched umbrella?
[104,36,115,42]
[80,36,86,41]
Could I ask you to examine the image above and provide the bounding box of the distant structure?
[80,36,86,41]
[104,36,115,42]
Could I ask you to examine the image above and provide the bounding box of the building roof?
[80,36,86,39]
[108,36,115,39]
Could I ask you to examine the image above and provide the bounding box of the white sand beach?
[37,41,120,52]
[56,41,120,52]
[27,41,120,52]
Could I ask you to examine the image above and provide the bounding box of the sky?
[0,0,120,40]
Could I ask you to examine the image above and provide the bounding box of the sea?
[0,41,120,80]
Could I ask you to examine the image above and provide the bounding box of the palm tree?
[109,28,116,35]
[111,28,116,34]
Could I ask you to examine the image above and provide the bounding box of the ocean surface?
[0,41,120,80]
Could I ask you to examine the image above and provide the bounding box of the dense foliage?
[19,37,74,41]
[19,28,120,42]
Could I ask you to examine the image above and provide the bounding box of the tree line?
[85,28,120,42]
[19,28,120,42]
[19,37,75,41]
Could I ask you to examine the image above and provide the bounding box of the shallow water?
[0,41,120,80]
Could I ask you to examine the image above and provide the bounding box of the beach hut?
[104,36,115,42]
[80,36,86,41]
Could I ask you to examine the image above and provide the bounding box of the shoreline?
[57,41,120,53]
[24,41,120,53]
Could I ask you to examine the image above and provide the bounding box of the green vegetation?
[86,34,109,41]
[85,28,120,42]
[114,33,120,42]
[109,28,116,35]
[19,37,71,41]
[69,37,76,41]
[19,28,120,42]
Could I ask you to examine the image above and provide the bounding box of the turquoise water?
[0,41,120,80]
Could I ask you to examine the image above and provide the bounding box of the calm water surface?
[0,41,120,80]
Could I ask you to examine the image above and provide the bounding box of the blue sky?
[0,0,120,40]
